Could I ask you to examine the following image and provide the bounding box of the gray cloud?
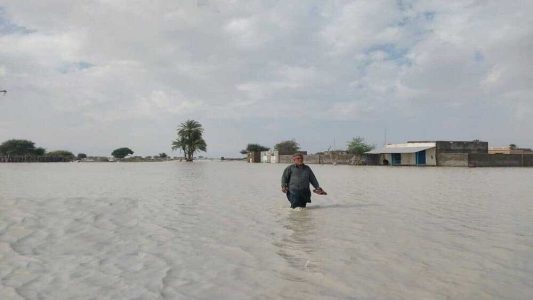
[1,0,532,157]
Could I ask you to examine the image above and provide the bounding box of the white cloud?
[320,0,405,55]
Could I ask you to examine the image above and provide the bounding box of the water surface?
[1,162,532,299]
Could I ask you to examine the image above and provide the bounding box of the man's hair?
[292,153,304,158]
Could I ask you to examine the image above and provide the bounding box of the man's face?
[292,155,304,165]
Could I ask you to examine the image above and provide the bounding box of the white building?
[261,150,278,163]
[366,142,437,166]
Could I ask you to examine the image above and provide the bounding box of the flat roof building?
[366,140,488,166]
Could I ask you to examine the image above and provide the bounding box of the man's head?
[292,153,304,166]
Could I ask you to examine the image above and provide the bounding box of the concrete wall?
[248,151,261,163]
[401,153,415,165]
[489,148,533,154]
[260,151,271,163]
[304,154,320,164]
[426,148,437,165]
[365,154,380,165]
[279,155,293,164]
[526,155,533,166]
[277,152,533,167]
[436,141,488,154]
[468,154,533,167]
[320,154,356,164]
[437,153,468,167]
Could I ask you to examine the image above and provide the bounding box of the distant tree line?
[0,139,176,163]
[0,139,75,161]
[240,137,374,156]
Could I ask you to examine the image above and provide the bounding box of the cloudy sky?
[0,0,532,157]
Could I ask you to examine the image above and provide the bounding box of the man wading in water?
[281,153,326,209]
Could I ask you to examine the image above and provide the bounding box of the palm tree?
[171,120,207,161]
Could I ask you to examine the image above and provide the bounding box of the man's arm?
[281,166,291,192]
[308,168,327,194]
[308,167,320,189]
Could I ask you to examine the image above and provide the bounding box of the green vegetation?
[111,147,134,159]
[0,139,45,156]
[47,150,75,160]
[509,144,517,150]
[34,147,46,156]
[0,139,78,162]
[0,139,176,163]
[171,119,207,162]
[241,143,270,154]
[346,137,374,155]
[274,139,299,154]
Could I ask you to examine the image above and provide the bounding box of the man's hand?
[282,187,288,193]
[313,188,327,195]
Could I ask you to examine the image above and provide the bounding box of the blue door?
[416,150,426,165]
[391,153,401,165]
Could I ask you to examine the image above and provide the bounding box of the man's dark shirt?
[281,164,320,192]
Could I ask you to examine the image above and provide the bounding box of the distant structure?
[248,140,533,167]
[259,150,308,164]
[366,140,487,166]
[489,146,533,155]
[247,151,261,163]
[366,142,438,166]
[0,90,7,95]
[366,140,533,167]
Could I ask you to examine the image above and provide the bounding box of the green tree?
[159,153,168,158]
[111,147,134,159]
[509,144,517,150]
[171,120,207,161]
[47,150,75,160]
[77,153,87,159]
[242,143,270,154]
[240,149,248,155]
[34,147,46,156]
[346,137,374,155]
[0,139,45,156]
[274,139,299,154]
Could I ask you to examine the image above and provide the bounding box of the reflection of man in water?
[281,153,326,209]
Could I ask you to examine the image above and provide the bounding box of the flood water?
[1,161,532,299]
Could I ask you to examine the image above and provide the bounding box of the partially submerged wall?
[277,153,533,167]
[248,151,261,163]
[279,155,292,164]
[278,154,358,165]
[437,153,468,167]
[401,153,416,165]
[468,154,533,167]
[436,141,488,154]
[319,154,356,165]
